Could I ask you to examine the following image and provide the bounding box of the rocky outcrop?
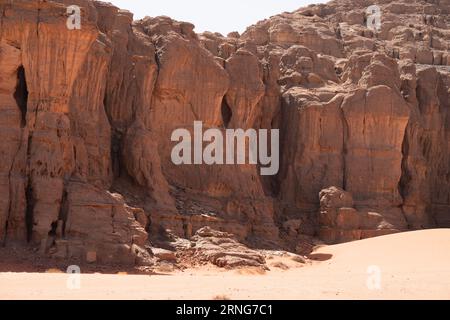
[0,0,449,266]
[187,227,266,269]
[318,186,399,243]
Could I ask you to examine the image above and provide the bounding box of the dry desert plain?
[0,229,449,300]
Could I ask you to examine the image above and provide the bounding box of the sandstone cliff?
[0,0,448,265]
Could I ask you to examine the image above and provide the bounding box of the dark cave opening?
[13,66,28,128]
[221,99,232,128]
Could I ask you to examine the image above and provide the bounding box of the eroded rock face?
[0,0,449,265]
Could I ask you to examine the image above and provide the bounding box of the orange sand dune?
[1,229,449,300]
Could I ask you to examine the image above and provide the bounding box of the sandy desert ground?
[0,229,449,300]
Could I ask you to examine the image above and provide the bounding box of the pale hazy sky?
[108,0,323,35]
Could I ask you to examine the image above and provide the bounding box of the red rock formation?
[0,0,448,264]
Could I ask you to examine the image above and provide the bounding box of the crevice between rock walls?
[399,123,412,229]
[2,64,29,246]
[339,98,349,192]
[221,98,232,128]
